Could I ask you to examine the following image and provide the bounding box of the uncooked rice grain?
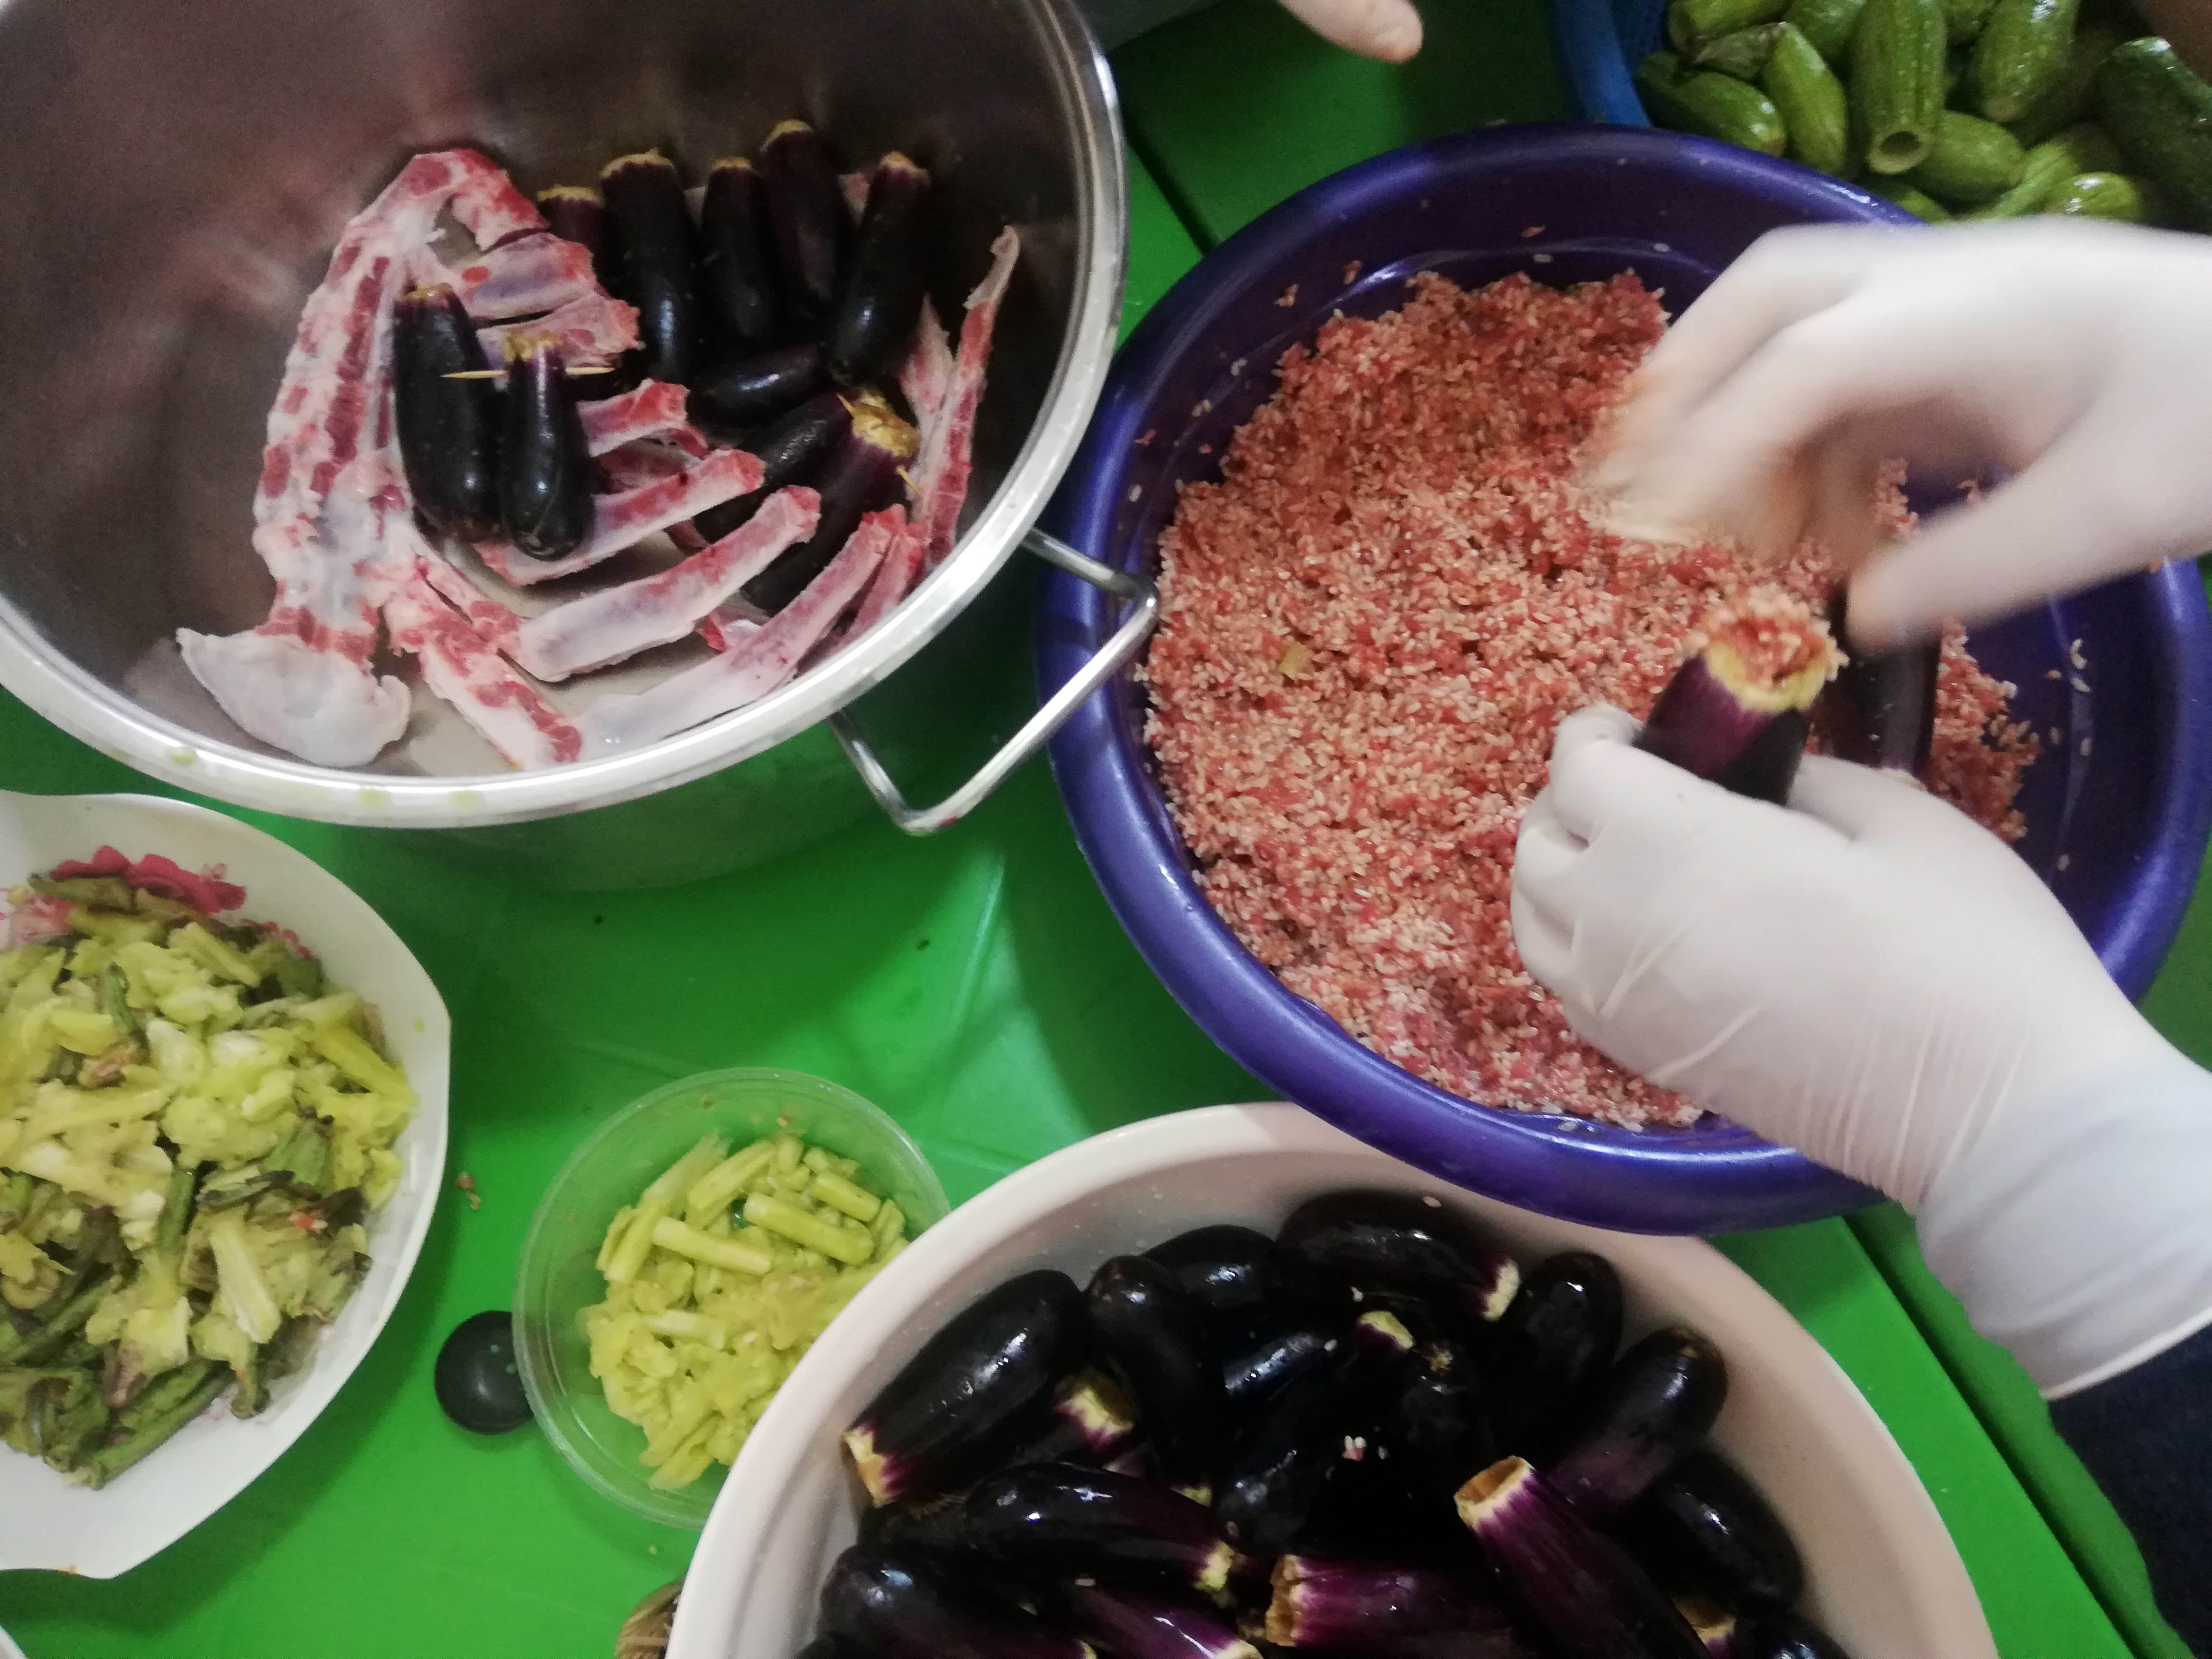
[1142,271,2037,1128]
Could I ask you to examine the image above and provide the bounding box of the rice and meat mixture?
[1143,270,2037,1129]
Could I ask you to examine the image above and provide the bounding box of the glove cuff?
[1917,1045,2212,1398]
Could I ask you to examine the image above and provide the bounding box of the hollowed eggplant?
[760,119,847,317]
[1743,1611,1852,1659]
[1147,1225,1278,1341]
[1004,1369,1140,1469]
[860,1491,980,1563]
[1455,1457,1707,1659]
[536,185,606,262]
[690,342,830,436]
[1548,1328,1729,1521]
[741,392,917,614]
[601,150,702,386]
[964,1461,1235,1598]
[818,1545,1090,1659]
[842,1268,1087,1505]
[1391,1337,1497,1499]
[1488,1251,1624,1461]
[1275,1191,1520,1327]
[1813,590,1936,777]
[1222,1316,1343,1414]
[693,389,850,544]
[394,284,503,542]
[1616,1448,1803,1611]
[699,156,784,354]
[828,152,932,384]
[1265,1556,1519,1657]
[1085,1254,1226,1492]
[498,332,592,559]
[1678,1597,1741,1659]
[1067,1584,1260,1659]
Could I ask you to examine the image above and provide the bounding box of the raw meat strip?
[696,609,764,653]
[446,231,601,320]
[476,447,766,585]
[580,382,704,457]
[477,290,638,370]
[909,228,1020,567]
[898,297,956,439]
[582,519,891,750]
[595,440,696,491]
[384,565,582,768]
[413,548,522,658]
[515,488,820,681]
[842,509,930,638]
[183,151,532,765]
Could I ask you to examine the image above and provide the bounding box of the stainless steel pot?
[0,0,1140,879]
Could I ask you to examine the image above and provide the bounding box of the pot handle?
[830,527,1158,834]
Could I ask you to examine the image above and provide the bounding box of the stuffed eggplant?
[394,284,503,542]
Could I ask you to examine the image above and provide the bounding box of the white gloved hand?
[1514,705,2212,1395]
[1589,220,2212,649]
[1083,0,1421,58]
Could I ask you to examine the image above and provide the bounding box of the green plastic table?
[1,3,2203,1654]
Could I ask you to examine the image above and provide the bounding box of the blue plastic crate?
[1553,0,1667,122]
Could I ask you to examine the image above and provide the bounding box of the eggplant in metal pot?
[393,283,503,542]
[760,119,847,317]
[828,152,932,384]
[601,150,703,386]
[499,332,592,559]
[698,156,784,354]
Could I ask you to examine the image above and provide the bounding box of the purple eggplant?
[861,1491,981,1563]
[694,388,851,544]
[1265,1557,1524,1658]
[498,333,592,559]
[760,119,847,317]
[1214,1311,1413,1556]
[1147,1226,1278,1341]
[1548,1328,1728,1522]
[1392,1337,1497,1499]
[842,1269,1087,1505]
[1742,1611,1851,1659]
[1635,595,1844,805]
[536,185,606,263]
[1086,1255,1226,1492]
[1616,1448,1802,1611]
[964,1462,1235,1598]
[1813,590,1937,777]
[819,1545,1090,1659]
[828,152,932,384]
[601,150,702,387]
[690,342,830,436]
[1275,1191,1520,1328]
[1003,1369,1140,1468]
[699,157,784,353]
[1222,1317,1342,1413]
[394,284,503,542]
[796,1640,863,1659]
[1068,1583,1260,1659]
[1455,1457,1707,1659]
[1488,1252,1624,1461]
[742,392,917,614]
[1678,1599,1740,1659]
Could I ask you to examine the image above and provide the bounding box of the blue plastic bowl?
[1553,0,1669,124]
[1036,123,2212,1234]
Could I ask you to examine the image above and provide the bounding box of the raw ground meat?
[1143,270,2038,1128]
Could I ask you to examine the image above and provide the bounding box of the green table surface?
[0,3,2201,1655]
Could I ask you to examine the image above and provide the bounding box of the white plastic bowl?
[0,790,449,1577]
[669,1104,1996,1659]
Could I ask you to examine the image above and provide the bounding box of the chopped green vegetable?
[583,1126,914,1490]
[0,860,413,1483]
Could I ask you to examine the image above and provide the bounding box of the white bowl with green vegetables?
[516,1068,947,1528]
[0,790,448,1576]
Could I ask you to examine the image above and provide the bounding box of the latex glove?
[1083,0,1421,58]
[1588,221,2212,649]
[1514,705,2212,1395]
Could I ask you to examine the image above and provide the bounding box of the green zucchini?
[1903,109,2029,202]
[1941,0,1997,44]
[1669,0,1792,53]
[1968,0,2082,123]
[1764,23,1856,171]
[2004,24,2119,146]
[2098,36,2212,232]
[1694,23,1787,76]
[1851,0,1950,171]
[2039,168,2163,218]
[1863,175,1958,216]
[1784,0,1868,63]
[1638,50,1793,152]
[1962,120,2123,214]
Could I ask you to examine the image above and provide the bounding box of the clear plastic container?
[514,1068,949,1528]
